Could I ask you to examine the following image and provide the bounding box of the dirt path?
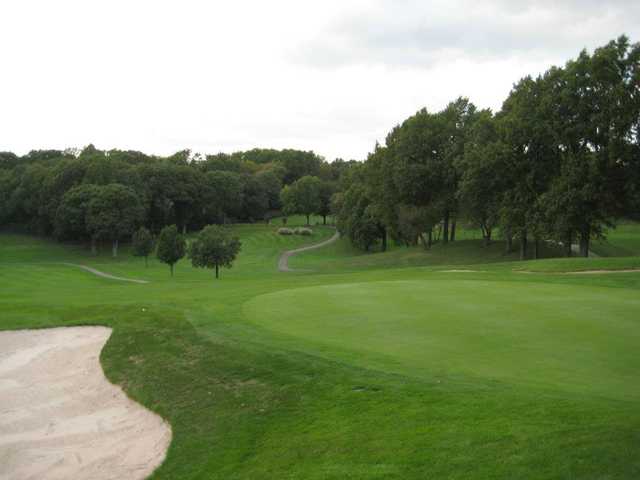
[278,230,340,272]
[0,326,171,480]
[63,263,149,284]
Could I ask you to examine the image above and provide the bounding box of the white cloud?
[0,0,638,161]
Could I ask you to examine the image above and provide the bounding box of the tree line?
[0,146,351,255]
[333,36,640,258]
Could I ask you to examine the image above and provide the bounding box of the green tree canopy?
[132,226,154,267]
[156,224,186,276]
[280,175,322,225]
[189,225,242,279]
[86,184,144,257]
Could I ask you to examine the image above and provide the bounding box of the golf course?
[2,218,639,479]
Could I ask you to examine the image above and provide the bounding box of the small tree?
[189,225,241,279]
[156,225,186,276]
[132,227,154,267]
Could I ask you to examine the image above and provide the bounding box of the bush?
[278,227,294,235]
[295,227,313,236]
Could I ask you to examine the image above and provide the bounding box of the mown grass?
[290,236,563,272]
[1,225,640,479]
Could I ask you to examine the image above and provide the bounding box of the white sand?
[0,326,171,480]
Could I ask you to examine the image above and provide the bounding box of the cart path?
[62,263,149,284]
[278,230,340,272]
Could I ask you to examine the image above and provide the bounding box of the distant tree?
[132,227,154,267]
[86,184,144,257]
[168,164,203,234]
[318,180,337,225]
[202,170,244,223]
[156,225,186,276]
[241,174,269,221]
[276,150,323,184]
[0,152,20,169]
[280,175,322,225]
[255,170,283,210]
[54,184,101,250]
[189,225,242,279]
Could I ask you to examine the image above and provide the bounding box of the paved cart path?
[278,230,340,272]
[63,263,149,284]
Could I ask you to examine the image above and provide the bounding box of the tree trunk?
[306,214,310,226]
[505,228,513,254]
[428,229,433,249]
[91,237,97,255]
[381,227,387,252]
[419,233,429,250]
[579,226,590,257]
[323,215,327,225]
[112,239,118,258]
[565,231,573,257]
[484,228,492,246]
[442,211,450,244]
[215,264,219,279]
[520,229,528,260]
[534,239,540,260]
[450,220,456,242]
[183,224,187,235]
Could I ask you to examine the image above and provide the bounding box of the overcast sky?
[1,1,638,161]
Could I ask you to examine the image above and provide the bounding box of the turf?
[1,225,640,479]
[591,221,640,257]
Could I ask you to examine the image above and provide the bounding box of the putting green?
[244,279,640,400]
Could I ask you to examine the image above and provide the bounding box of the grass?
[290,236,562,272]
[1,223,640,479]
[591,220,640,257]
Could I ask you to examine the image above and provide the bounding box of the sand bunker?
[0,326,171,480]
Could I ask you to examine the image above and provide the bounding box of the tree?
[156,225,186,276]
[456,111,506,246]
[86,184,144,257]
[336,179,386,252]
[132,227,154,267]
[202,170,244,223]
[241,174,269,221]
[280,175,322,225]
[318,180,337,224]
[54,184,100,243]
[189,225,242,279]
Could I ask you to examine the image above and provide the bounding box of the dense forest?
[1,36,638,259]
[0,146,351,255]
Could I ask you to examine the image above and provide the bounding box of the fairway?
[245,279,640,399]
[2,229,640,479]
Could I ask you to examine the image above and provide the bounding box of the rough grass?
[1,225,640,479]
[591,221,640,257]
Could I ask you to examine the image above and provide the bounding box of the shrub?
[278,227,294,235]
[295,227,313,236]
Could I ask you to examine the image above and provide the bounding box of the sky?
[1,1,639,161]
